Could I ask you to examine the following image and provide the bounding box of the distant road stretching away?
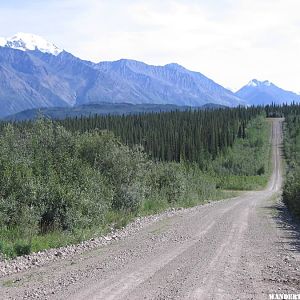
[1,118,299,299]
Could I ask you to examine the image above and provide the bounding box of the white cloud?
[0,0,299,92]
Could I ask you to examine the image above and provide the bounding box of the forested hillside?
[0,108,271,258]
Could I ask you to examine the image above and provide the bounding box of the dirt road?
[1,118,299,299]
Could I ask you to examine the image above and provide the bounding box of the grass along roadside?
[210,116,272,191]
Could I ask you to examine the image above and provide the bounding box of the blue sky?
[0,0,299,92]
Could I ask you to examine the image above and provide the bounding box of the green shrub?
[78,132,149,211]
[14,241,32,256]
[0,240,3,253]
[3,245,15,258]
[283,168,300,218]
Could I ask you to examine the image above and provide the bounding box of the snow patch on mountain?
[0,33,62,56]
[247,79,259,87]
[263,80,271,86]
[247,79,272,88]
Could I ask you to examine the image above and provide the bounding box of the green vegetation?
[210,116,272,190]
[0,107,272,258]
[282,114,300,218]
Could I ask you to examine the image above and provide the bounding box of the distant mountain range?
[0,33,244,118]
[0,33,299,118]
[236,79,300,105]
[4,102,226,122]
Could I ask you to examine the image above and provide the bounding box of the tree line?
[57,107,262,166]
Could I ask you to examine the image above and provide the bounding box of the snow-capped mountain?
[236,79,300,105]
[0,33,62,56]
[0,32,246,117]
